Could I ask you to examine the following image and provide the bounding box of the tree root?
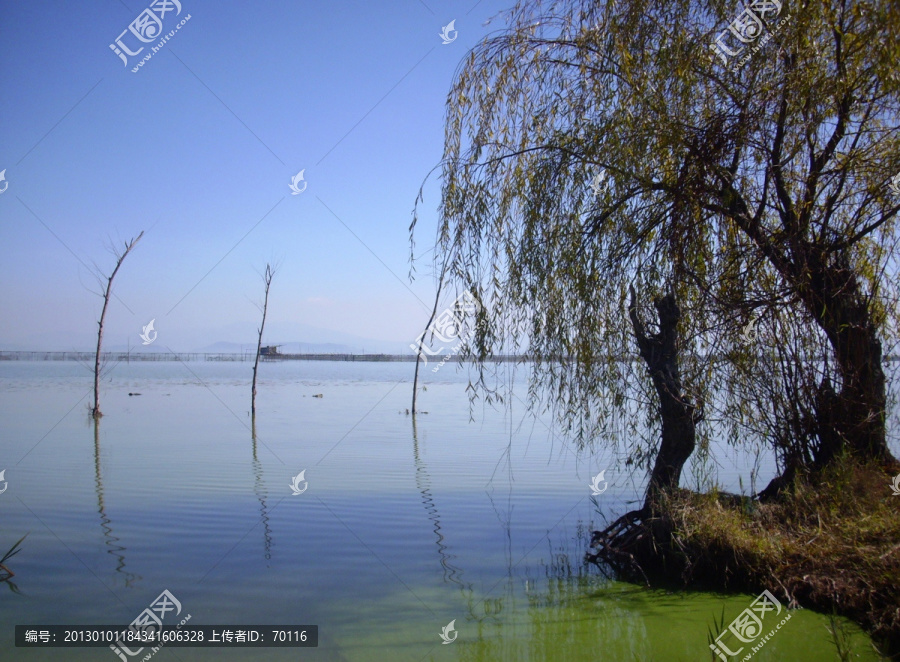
[585,508,653,586]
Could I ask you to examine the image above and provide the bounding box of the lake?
[0,359,883,660]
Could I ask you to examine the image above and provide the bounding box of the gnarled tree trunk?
[801,254,890,465]
[587,287,701,574]
[628,286,701,515]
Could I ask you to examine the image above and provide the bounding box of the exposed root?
[585,508,652,587]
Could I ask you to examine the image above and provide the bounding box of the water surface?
[0,360,882,660]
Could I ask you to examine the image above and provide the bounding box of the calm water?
[0,360,882,660]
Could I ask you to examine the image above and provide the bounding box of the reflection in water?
[467,487,516,625]
[434,524,876,662]
[411,415,465,587]
[0,534,26,595]
[445,527,658,662]
[93,420,140,587]
[251,419,273,564]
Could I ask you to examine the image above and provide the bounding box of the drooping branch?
[413,0,900,485]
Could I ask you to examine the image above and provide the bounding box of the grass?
[706,605,728,661]
[0,534,27,594]
[659,461,900,657]
[0,533,26,569]
[828,611,856,662]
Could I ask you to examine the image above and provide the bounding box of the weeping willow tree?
[411,0,900,510]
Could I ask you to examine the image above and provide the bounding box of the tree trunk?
[252,264,275,418]
[800,254,892,465]
[92,295,110,419]
[412,267,448,415]
[91,231,143,419]
[628,286,700,514]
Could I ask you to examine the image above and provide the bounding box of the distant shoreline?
[2,350,899,364]
[0,350,524,363]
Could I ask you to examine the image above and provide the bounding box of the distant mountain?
[190,320,419,354]
[1,321,418,355]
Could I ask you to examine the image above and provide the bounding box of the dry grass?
[655,462,900,656]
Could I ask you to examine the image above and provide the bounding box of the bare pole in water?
[252,263,277,419]
[91,231,144,419]
[412,266,447,415]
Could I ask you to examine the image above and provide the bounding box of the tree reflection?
[412,415,465,587]
[93,420,140,587]
[251,420,274,564]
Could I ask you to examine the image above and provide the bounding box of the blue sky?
[0,0,508,351]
